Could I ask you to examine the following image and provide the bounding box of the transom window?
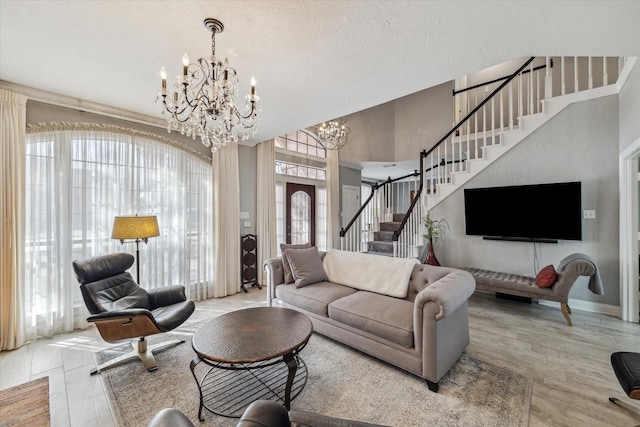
[275,161,326,180]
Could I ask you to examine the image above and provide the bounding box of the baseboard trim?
[537,298,620,318]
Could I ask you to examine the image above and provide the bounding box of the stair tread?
[362,250,394,257]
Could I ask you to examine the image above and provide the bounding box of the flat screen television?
[464,182,582,242]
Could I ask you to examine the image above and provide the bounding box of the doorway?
[620,137,640,322]
[286,183,316,246]
[341,185,361,228]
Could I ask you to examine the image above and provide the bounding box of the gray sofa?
[263,250,476,392]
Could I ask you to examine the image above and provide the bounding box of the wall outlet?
[243,221,251,228]
[583,210,596,219]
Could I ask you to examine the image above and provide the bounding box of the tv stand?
[482,236,558,244]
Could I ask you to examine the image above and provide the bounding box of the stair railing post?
[544,56,553,100]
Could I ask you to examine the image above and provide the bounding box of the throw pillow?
[284,246,328,288]
[536,265,558,288]
[280,243,311,284]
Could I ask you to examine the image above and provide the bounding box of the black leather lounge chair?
[72,252,195,375]
[610,351,640,416]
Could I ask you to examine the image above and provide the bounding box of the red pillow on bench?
[536,265,558,288]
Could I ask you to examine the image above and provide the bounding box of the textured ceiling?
[2,0,640,153]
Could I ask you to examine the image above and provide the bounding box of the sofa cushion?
[328,291,414,348]
[280,243,311,284]
[285,246,328,288]
[276,282,358,317]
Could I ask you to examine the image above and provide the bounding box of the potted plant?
[422,214,448,266]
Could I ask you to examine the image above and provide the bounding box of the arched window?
[275,130,326,158]
[24,123,213,338]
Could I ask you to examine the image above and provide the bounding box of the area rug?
[100,323,532,427]
[0,376,50,427]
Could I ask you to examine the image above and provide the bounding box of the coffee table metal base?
[190,355,307,420]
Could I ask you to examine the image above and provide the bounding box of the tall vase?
[425,238,440,266]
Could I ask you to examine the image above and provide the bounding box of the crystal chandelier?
[314,118,350,150]
[157,18,261,151]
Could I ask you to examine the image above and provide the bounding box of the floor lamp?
[111,215,160,284]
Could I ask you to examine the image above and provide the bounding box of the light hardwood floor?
[2,290,640,426]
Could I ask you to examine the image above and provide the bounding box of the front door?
[286,183,316,246]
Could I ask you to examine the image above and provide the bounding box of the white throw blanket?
[323,249,420,298]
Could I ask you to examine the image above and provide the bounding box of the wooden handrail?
[425,56,535,159]
[394,57,536,243]
[340,56,538,249]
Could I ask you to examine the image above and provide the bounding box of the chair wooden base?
[91,337,185,375]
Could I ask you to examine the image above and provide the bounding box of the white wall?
[620,59,640,151]
[431,95,620,306]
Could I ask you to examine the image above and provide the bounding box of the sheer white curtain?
[24,124,213,339]
[326,148,340,250]
[256,139,276,284]
[212,143,241,297]
[0,89,27,351]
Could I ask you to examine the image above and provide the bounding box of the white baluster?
[619,56,624,77]
[468,119,472,160]
[456,126,460,172]
[603,56,609,86]
[444,137,448,184]
[561,56,566,95]
[536,70,540,113]
[437,146,442,184]
[574,56,579,93]
[545,56,552,100]
[499,87,504,133]
[491,97,495,145]
[509,80,514,130]
[474,94,479,154]
[482,103,486,147]
[529,62,534,115]
[518,73,523,124]
[588,56,593,89]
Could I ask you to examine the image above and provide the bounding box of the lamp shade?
[111,215,160,240]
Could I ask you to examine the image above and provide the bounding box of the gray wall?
[339,164,362,227]
[238,144,257,235]
[430,95,620,306]
[339,81,453,163]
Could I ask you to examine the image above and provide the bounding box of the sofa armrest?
[414,269,476,320]
[263,257,285,306]
[552,258,596,299]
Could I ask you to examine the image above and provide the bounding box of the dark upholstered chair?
[147,400,388,427]
[72,252,195,375]
[610,351,640,416]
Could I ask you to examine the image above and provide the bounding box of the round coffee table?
[190,307,313,420]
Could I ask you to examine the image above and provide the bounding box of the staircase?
[366,213,405,256]
[340,55,636,258]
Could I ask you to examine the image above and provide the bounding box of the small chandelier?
[314,118,350,150]
[157,18,261,152]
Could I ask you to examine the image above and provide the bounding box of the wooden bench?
[461,255,602,326]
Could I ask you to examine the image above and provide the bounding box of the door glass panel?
[291,191,311,244]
